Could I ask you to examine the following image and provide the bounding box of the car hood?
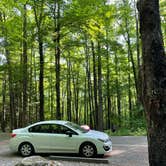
[84,130,109,140]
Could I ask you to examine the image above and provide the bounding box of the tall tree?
[137,0,166,165]
[115,51,121,127]
[1,74,7,132]
[33,0,45,121]
[91,41,98,129]
[67,51,72,121]
[97,42,103,131]
[51,0,61,119]
[55,0,61,119]
[22,3,28,126]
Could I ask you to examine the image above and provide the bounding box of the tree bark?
[67,52,72,121]
[1,74,6,132]
[137,0,166,165]
[134,0,143,114]
[73,71,79,123]
[106,31,111,130]
[33,0,45,121]
[85,37,93,126]
[115,52,121,127]
[55,0,61,120]
[97,42,103,131]
[22,4,28,126]
[91,41,98,129]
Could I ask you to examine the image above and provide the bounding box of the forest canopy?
[0,0,165,132]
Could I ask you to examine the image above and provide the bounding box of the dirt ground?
[0,134,149,166]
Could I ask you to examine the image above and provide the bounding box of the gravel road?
[0,134,149,166]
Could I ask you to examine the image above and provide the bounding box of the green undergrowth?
[106,127,147,136]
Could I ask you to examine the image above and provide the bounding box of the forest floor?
[0,134,149,166]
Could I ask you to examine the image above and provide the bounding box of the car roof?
[27,120,69,128]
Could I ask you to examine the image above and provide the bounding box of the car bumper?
[97,140,112,155]
[9,139,19,153]
[103,141,112,152]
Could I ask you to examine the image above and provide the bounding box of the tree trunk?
[124,11,138,100]
[7,50,16,130]
[137,0,166,165]
[67,52,72,121]
[97,42,103,131]
[84,77,87,124]
[115,52,121,127]
[54,0,61,120]
[39,39,44,121]
[85,37,93,126]
[22,4,28,126]
[1,74,6,132]
[128,73,132,126]
[29,47,33,123]
[33,0,45,121]
[127,36,132,127]
[33,52,39,121]
[73,72,79,123]
[106,32,111,130]
[91,41,98,129]
[134,0,143,113]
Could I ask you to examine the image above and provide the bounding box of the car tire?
[19,142,34,157]
[79,142,97,158]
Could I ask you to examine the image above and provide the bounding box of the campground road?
[106,136,149,166]
[0,134,149,166]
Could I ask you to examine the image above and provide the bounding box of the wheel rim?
[82,145,94,157]
[20,144,32,156]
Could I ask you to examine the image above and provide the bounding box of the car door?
[28,124,52,152]
[49,124,81,153]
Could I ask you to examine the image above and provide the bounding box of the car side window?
[29,124,50,133]
[50,124,77,135]
[28,125,40,133]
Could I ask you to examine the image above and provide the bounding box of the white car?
[9,120,112,157]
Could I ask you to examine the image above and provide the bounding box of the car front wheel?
[19,142,34,157]
[80,142,97,158]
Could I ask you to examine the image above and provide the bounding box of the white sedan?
[9,120,112,157]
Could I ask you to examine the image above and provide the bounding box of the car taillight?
[11,133,16,138]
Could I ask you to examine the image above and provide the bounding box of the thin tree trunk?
[91,41,98,129]
[97,42,103,131]
[67,52,72,121]
[125,18,138,99]
[106,32,111,129]
[55,0,61,119]
[29,46,33,123]
[22,4,28,126]
[85,37,93,126]
[128,73,132,126]
[73,72,79,123]
[115,52,121,127]
[1,74,6,132]
[33,0,45,121]
[7,50,16,130]
[39,39,44,121]
[134,0,143,106]
[50,70,54,119]
[84,77,87,124]
[127,35,132,126]
[33,53,38,121]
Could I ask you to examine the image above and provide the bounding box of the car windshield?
[66,122,88,133]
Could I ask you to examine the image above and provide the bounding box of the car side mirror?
[66,131,73,137]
